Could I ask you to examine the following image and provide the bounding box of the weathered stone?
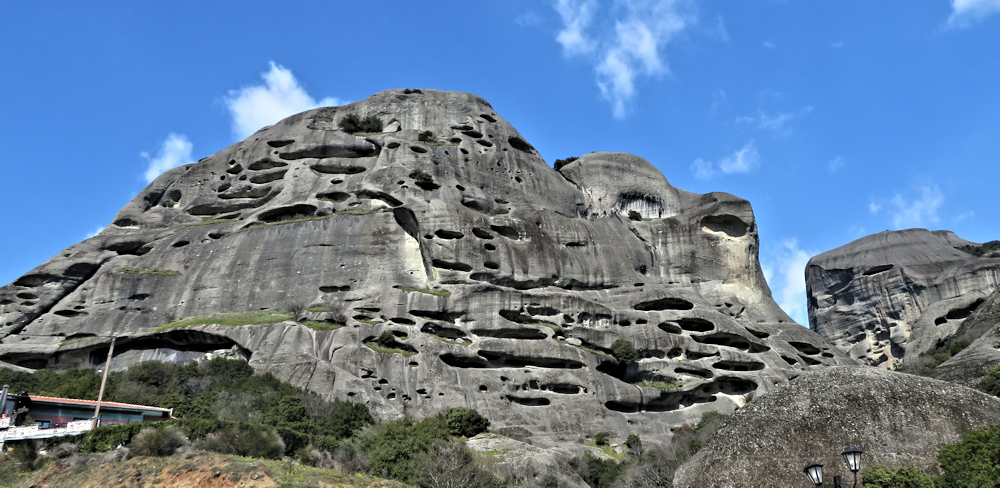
[932,285,1000,387]
[0,89,853,447]
[673,366,1000,488]
[806,229,1000,369]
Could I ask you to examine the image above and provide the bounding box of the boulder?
[673,366,1000,488]
[806,229,1000,369]
[0,89,853,447]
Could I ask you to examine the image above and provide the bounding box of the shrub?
[979,364,1000,396]
[418,130,435,142]
[338,113,383,134]
[195,423,285,459]
[628,210,642,221]
[441,407,489,438]
[130,424,188,456]
[360,416,451,483]
[625,434,642,449]
[77,423,145,452]
[411,439,502,488]
[594,432,610,446]
[553,157,579,171]
[611,339,638,364]
[862,465,935,488]
[571,453,623,488]
[937,423,1000,487]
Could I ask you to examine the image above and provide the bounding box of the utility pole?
[92,335,116,429]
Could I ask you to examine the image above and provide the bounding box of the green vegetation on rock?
[395,285,451,297]
[152,310,294,331]
[337,113,382,134]
[116,267,181,276]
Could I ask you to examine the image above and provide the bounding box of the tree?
[611,339,638,364]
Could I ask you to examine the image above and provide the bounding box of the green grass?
[151,310,294,331]
[572,344,615,361]
[300,320,345,331]
[364,344,417,357]
[58,337,93,347]
[634,381,683,390]
[181,218,237,227]
[306,306,333,313]
[335,209,381,216]
[117,267,182,276]
[395,286,452,297]
[225,215,335,236]
[533,322,564,333]
[584,441,626,460]
[357,319,383,326]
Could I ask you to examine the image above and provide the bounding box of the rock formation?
[673,367,1000,488]
[932,285,1000,387]
[806,229,1000,369]
[0,89,853,446]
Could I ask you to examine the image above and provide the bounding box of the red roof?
[28,395,171,413]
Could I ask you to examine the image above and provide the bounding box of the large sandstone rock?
[932,286,1000,387]
[0,89,853,447]
[806,229,1000,369]
[673,366,1000,488]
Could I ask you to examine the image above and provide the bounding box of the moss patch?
[395,286,452,297]
[634,381,683,390]
[117,267,182,276]
[364,344,417,357]
[300,320,345,332]
[152,310,294,331]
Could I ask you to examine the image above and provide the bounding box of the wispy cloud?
[142,133,195,183]
[224,62,344,140]
[828,156,846,172]
[555,0,692,118]
[947,0,1000,28]
[761,238,814,326]
[516,9,543,27]
[737,107,812,136]
[763,40,775,49]
[691,140,760,179]
[870,184,945,229]
[85,226,106,239]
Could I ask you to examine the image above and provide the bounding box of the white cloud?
[224,61,344,140]
[762,238,814,326]
[737,107,811,136]
[870,185,945,229]
[707,15,728,42]
[828,156,846,172]
[555,0,691,118]
[955,210,976,222]
[516,9,542,27]
[763,40,775,49]
[948,0,1000,28]
[85,226,106,239]
[142,133,195,183]
[691,141,760,179]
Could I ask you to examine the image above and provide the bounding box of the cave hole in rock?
[112,218,139,227]
[449,138,462,144]
[226,164,244,174]
[637,349,666,360]
[472,328,547,340]
[317,191,352,202]
[565,241,587,248]
[684,348,719,360]
[410,310,466,323]
[208,232,224,240]
[434,230,465,239]
[618,319,631,326]
[218,185,272,200]
[799,355,822,366]
[462,130,483,138]
[821,352,834,358]
[657,322,682,334]
[439,353,488,368]
[945,298,985,320]
[479,385,488,392]
[490,225,520,240]
[712,360,765,372]
[14,274,58,287]
[431,259,473,272]
[106,241,152,256]
[484,243,497,251]
[506,395,550,406]
[249,169,288,184]
[257,204,317,223]
[15,293,38,300]
[410,145,428,154]
[331,179,344,185]
[86,330,247,367]
[391,317,416,325]
[472,228,494,239]
[311,163,366,175]
[675,367,713,379]
[604,401,640,413]
[678,318,714,332]
[782,355,798,365]
[319,285,351,293]
[378,378,389,385]
[217,183,232,193]
[542,383,583,394]
[636,319,648,324]
[478,351,585,369]
[386,142,400,149]
[634,297,694,311]
[280,144,376,160]
[527,306,560,316]
[507,136,533,152]
[172,240,190,248]
[480,114,497,122]
[128,293,150,300]
[248,159,289,171]
[862,264,894,276]
[363,335,417,354]
[700,215,748,237]
[694,333,769,353]
[476,140,493,147]
[788,341,822,355]
[238,175,247,181]
[666,347,683,359]
[267,139,295,148]
[484,262,500,270]
[744,327,769,339]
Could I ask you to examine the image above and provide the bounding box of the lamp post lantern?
[804,446,863,487]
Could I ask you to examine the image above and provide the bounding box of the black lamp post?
[804,445,863,487]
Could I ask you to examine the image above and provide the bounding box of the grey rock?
[932,285,1000,387]
[806,229,1000,369]
[0,89,852,447]
[673,366,1000,488]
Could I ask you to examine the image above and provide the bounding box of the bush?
[571,453,623,488]
[441,407,489,438]
[553,157,579,171]
[195,423,285,459]
[338,113,383,133]
[130,424,188,456]
[411,439,502,488]
[979,364,1000,396]
[418,130,435,142]
[628,210,642,221]
[77,423,145,452]
[360,417,451,483]
[937,423,1000,487]
[611,339,638,364]
[862,465,935,488]
[594,432,610,446]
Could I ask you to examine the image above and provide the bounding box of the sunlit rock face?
[932,285,1000,387]
[0,89,852,446]
[806,229,1000,369]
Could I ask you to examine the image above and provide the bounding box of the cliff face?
[806,229,1000,369]
[0,89,852,445]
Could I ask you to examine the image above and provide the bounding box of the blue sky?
[3,1,999,326]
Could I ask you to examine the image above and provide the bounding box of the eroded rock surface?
[806,229,1000,369]
[673,366,1000,488]
[932,285,1000,387]
[0,89,852,446]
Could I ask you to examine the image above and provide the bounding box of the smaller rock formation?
[932,285,1000,387]
[806,229,1000,369]
[673,366,1000,488]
